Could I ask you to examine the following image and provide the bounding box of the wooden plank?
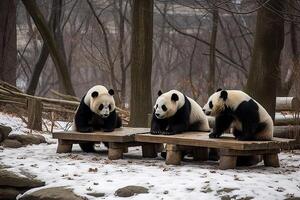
[135,132,295,150]
[53,128,149,143]
[27,98,42,131]
[219,148,280,156]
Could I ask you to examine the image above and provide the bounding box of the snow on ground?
[0,112,300,200]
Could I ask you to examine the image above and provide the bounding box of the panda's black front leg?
[102,112,117,132]
[210,114,234,138]
[150,114,167,135]
[77,126,94,132]
[163,122,187,135]
[75,101,94,132]
[237,121,258,141]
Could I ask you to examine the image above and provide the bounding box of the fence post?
[27,98,42,131]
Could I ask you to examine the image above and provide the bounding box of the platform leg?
[142,144,157,158]
[219,155,237,170]
[123,147,129,153]
[155,144,164,153]
[166,144,181,165]
[108,143,123,160]
[193,147,209,161]
[56,139,72,153]
[263,154,280,167]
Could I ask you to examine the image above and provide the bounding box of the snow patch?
[0,112,300,199]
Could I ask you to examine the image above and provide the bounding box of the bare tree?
[277,1,300,96]
[246,0,285,119]
[0,0,16,85]
[22,0,75,96]
[129,0,154,127]
[208,5,219,95]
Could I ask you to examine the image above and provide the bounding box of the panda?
[72,85,122,152]
[151,90,210,135]
[202,89,273,141]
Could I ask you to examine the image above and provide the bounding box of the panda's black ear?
[220,90,228,101]
[171,93,179,102]
[91,91,98,98]
[158,90,163,96]
[216,88,222,92]
[108,89,114,96]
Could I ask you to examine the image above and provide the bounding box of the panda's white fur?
[153,90,210,133]
[72,85,113,131]
[83,85,116,117]
[72,85,120,132]
[203,90,273,140]
[72,85,122,152]
[154,90,185,119]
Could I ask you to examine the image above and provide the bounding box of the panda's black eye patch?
[209,101,213,109]
[108,104,112,110]
[91,91,98,98]
[156,105,158,109]
[99,104,104,110]
[162,105,167,111]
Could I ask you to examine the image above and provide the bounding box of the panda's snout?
[205,111,211,116]
[155,113,160,117]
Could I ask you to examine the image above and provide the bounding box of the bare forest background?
[0,0,300,126]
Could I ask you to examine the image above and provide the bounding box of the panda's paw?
[103,128,114,132]
[162,131,176,135]
[209,132,219,138]
[236,135,254,141]
[151,130,162,135]
[79,127,94,132]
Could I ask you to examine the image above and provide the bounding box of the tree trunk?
[26,0,69,95]
[245,0,285,120]
[129,0,153,127]
[27,0,57,95]
[22,0,75,96]
[0,0,16,86]
[52,0,69,93]
[118,0,126,108]
[26,44,49,95]
[208,7,218,95]
[277,0,300,96]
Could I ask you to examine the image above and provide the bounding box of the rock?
[0,187,22,200]
[1,139,22,148]
[19,187,85,200]
[0,164,10,169]
[217,187,239,194]
[115,186,149,197]
[0,125,12,142]
[0,169,45,188]
[221,195,231,200]
[8,134,46,145]
[86,192,105,197]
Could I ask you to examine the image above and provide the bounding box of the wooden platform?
[52,128,163,160]
[53,128,150,143]
[53,128,296,170]
[135,132,295,169]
